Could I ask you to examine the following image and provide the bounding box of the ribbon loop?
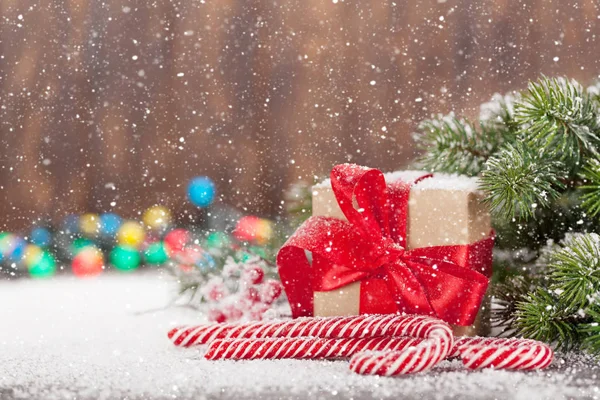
[330,164,390,240]
[277,164,494,326]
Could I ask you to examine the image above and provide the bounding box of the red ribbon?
[277,164,494,326]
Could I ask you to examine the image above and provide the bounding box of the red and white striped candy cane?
[459,339,553,370]
[450,337,542,357]
[195,314,454,375]
[169,314,442,347]
[204,334,552,372]
[349,317,453,376]
[169,314,553,374]
[205,336,421,360]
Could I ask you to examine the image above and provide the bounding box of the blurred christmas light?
[29,251,56,278]
[30,227,52,247]
[80,213,102,237]
[72,246,104,277]
[187,176,216,208]
[164,228,190,256]
[110,245,141,271]
[100,213,122,237]
[205,231,231,250]
[143,242,169,265]
[71,237,94,256]
[143,205,171,231]
[23,244,43,268]
[117,221,145,248]
[234,216,273,245]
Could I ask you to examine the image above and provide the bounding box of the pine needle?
[480,142,564,220]
[515,288,580,351]
[515,77,600,165]
[414,115,508,176]
[580,158,600,217]
[549,233,600,310]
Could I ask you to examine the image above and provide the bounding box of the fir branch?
[509,233,600,353]
[515,77,600,165]
[479,92,520,134]
[491,274,538,335]
[548,233,600,310]
[579,305,600,354]
[414,115,507,176]
[587,81,600,106]
[580,158,600,217]
[515,288,580,351]
[480,142,564,220]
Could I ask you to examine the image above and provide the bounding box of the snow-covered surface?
[1,272,599,400]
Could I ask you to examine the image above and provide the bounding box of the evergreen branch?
[580,305,600,354]
[549,233,600,310]
[479,92,520,134]
[515,288,581,350]
[414,115,507,176]
[480,142,564,220]
[515,77,600,165]
[586,81,600,106]
[491,274,537,335]
[510,233,600,353]
[413,75,600,354]
[492,190,596,253]
[580,158,600,217]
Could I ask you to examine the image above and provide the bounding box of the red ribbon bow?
[277,164,494,326]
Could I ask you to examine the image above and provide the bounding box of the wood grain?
[0,0,598,230]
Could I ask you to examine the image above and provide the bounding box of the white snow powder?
[0,273,596,400]
[314,170,481,192]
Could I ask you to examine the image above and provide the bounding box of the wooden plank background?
[0,0,599,230]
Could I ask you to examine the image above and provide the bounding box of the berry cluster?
[170,248,286,323]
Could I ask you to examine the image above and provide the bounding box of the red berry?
[244,265,265,285]
[205,283,226,302]
[261,280,283,304]
[164,229,190,256]
[208,309,227,323]
[224,305,244,321]
[246,287,261,303]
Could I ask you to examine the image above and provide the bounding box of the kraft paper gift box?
[311,170,492,336]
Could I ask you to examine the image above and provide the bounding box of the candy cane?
[348,317,453,376]
[169,314,552,375]
[450,337,542,357]
[450,336,541,357]
[204,333,505,361]
[169,314,442,347]
[205,336,421,360]
[459,340,553,370]
[204,334,553,372]
[196,314,453,375]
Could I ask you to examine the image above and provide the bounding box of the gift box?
[277,164,494,336]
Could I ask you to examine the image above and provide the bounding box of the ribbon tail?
[276,244,314,317]
[405,259,489,326]
[407,232,495,278]
[276,216,374,318]
[381,262,436,316]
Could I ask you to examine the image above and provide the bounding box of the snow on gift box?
[277,163,495,337]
